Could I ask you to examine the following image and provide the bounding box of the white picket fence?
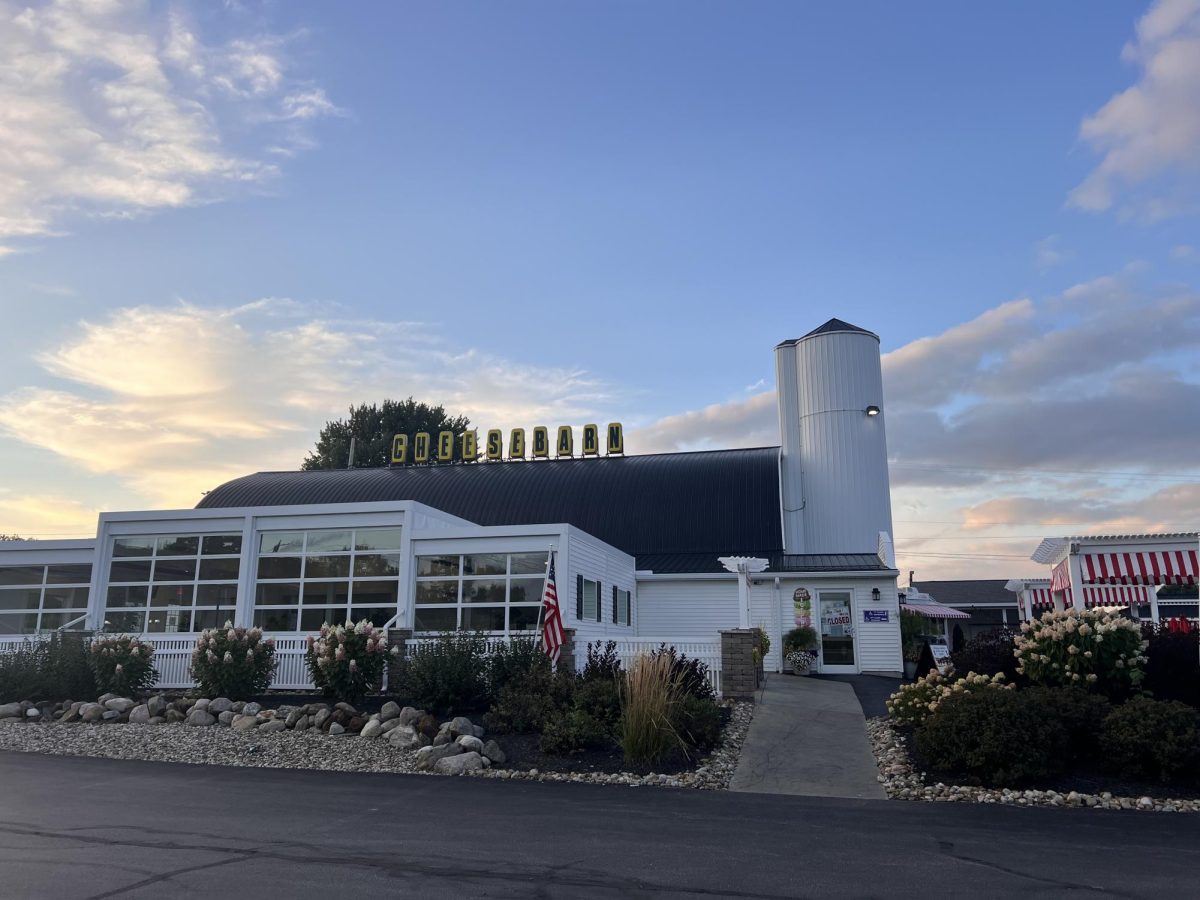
[1,632,723,695]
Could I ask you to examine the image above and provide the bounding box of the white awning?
[900,601,970,620]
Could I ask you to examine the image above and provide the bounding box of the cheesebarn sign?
[390,422,624,465]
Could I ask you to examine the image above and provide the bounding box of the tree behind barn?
[302,399,472,470]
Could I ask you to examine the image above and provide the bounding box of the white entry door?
[818,591,857,673]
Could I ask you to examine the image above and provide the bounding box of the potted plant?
[783,626,819,676]
[900,610,926,680]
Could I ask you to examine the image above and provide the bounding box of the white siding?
[757,575,902,675]
[635,578,739,641]
[565,526,637,651]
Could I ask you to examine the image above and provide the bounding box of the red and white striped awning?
[1052,551,1197,589]
[900,601,970,620]
[1028,585,1154,609]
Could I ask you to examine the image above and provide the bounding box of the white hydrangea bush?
[190,622,277,699]
[305,619,393,704]
[886,670,1013,727]
[1013,606,1147,696]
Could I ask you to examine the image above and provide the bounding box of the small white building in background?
[0,318,903,677]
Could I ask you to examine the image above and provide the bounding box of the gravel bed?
[0,699,754,790]
[867,716,1200,813]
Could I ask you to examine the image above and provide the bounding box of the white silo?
[774,319,893,554]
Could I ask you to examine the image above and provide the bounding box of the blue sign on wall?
[863,610,890,623]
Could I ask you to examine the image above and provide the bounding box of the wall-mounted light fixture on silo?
[865,405,880,416]
[872,588,881,602]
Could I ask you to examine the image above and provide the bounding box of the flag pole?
[535,545,554,639]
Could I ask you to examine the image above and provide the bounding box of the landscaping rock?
[218,711,236,726]
[379,701,401,722]
[231,715,258,732]
[434,751,483,776]
[128,705,151,725]
[482,740,506,766]
[448,716,475,738]
[380,719,401,734]
[186,709,216,727]
[97,693,118,706]
[193,698,211,712]
[335,702,357,716]
[360,719,383,740]
[285,708,304,728]
[414,742,463,771]
[387,725,421,751]
[79,703,105,723]
[208,698,234,714]
[165,709,185,724]
[329,722,346,736]
[292,715,309,731]
[313,709,331,730]
[25,708,41,719]
[104,698,135,713]
[242,702,262,716]
[259,719,287,733]
[0,703,21,719]
[457,735,484,754]
[101,710,122,722]
[398,706,423,727]
[147,695,168,718]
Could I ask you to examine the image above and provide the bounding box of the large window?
[104,534,241,633]
[254,527,403,631]
[414,551,546,634]
[0,563,91,634]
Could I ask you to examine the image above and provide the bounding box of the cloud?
[1068,0,1200,219]
[0,0,337,250]
[1035,235,1070,271]
[1173,244,1198,260]
[0,300,621,510]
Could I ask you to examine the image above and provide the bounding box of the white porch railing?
[589,637,723,697]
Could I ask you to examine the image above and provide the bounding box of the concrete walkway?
[729,675,887,800]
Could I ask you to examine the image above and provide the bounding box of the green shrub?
[572,675,622,729]
[1140,624,1200,708]
[581,641,622,682]
[90,635,157,696]
[950,628,1022,683]
[484,635,547,697]
[915,689,1070,786]
[483,664,573,733]
[1100,697,1200,783]
[650,644,714,700]
[0,634,96,703]
[190,623,277,699]
[391,631,488,715]
[1014,607,1147,699]
[305,620,390,705]
[540,708,611,755]
[675,695,724,751]
[886,670,1012,728]
[621,652,684,765]
[900,610,927,663]
[783,626,818,654]
[1019,687,1110,762]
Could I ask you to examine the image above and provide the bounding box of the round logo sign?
[792,588,810,603]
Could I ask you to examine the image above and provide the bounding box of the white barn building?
[0,319,903,680]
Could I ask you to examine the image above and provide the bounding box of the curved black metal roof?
[197,447,784,557]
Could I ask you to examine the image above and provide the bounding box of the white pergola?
[1028,532,1199,625]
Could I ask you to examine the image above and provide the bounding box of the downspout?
[774,576,783,673]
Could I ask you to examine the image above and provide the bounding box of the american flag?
[541,550,565,666]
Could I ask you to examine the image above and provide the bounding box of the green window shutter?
[595,582,603,621]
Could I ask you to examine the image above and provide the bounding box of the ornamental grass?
[620,651,684,765]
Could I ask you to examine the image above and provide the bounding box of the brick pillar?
[720,628,759,699]
[558,628,577,674]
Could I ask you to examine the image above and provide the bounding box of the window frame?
[103,532,241,635]
[413,551,547,636]
[0,563,92,634]
[614,587,632,627]
[253,526,404,632]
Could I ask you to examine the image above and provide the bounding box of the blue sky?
[0,0,1197,579]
